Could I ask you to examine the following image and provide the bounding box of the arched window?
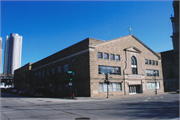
[131,56,138,74]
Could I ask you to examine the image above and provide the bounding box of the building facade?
[161,0,179,92]
[14,35,164,97]
[14,63,32,89]
[3,33,23,74]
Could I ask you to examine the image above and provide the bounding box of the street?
[1,92,179,120]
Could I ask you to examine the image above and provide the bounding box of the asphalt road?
[1,92,179,120]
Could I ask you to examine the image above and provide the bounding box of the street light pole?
[105,73,109,98]
[154,71,157,94]
[107,82,109,98]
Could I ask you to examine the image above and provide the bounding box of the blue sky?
[1,0,174,73]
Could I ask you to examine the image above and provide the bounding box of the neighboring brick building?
[14,63,33,89]
[161,50,179,92]
[14,35,164,97]
[161,0,179,92]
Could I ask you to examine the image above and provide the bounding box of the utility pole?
[154,71,157,94]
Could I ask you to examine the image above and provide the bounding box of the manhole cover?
[75,117,90,120]
[46,101,52,102]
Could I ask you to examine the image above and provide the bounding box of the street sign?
[69,82,72,86]
[68,71,72,73]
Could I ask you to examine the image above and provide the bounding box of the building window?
[104,53,109,60]
[156,61,158,65]
[147,82,160,89]
[110,54,115,60]
[57,66,61,73]
[98,52,103,59]
[72,58,74,62]
[153,60,155,65]
[39,72,41,77]
[145,59,148,64]
[146,69,159,76]
[51,68,55,74]
[131,56,138,74]
[149,60,151,65]
[98,66,121,75]
[64,64,68,72]
[42,71,45,77]
[64,85,68,90]
[46,69,50,76]
[116,55,120,61]
[35,73,37,77]
[99,82,122,92]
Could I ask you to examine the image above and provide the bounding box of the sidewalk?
[73,92,171,100]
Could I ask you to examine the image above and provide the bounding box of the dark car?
[34,88,52,97]
[18,89,23,94]
[28,90,36,97]
[1,88,6,92]
[24,89,32,96]
[20,89,28,95]
[6,88,13,93]
[12,89,20,93]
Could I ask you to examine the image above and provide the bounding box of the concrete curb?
[73,92,172,100]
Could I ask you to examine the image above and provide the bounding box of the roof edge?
[131,35,161,59]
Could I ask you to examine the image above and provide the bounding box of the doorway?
[129,85,141,94]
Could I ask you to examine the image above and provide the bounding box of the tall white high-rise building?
[3,33,22,74]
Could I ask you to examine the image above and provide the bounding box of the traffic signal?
[70,73,72,81]
[105,73,108,80]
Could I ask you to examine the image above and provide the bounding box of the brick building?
[161,0,179,92]
[14,63,32,89]
[14,35,164,97]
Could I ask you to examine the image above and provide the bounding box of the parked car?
[12,89,19,93]
[1,88,6,92]
[6,88,13,93]
[18,89,24,94]
[34,88,52,97]
[21,89,29,95]
[28,90,36,97]
[2,88,8,92]
[24,89,32,96]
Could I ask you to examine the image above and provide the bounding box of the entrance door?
[129,85,141,94]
